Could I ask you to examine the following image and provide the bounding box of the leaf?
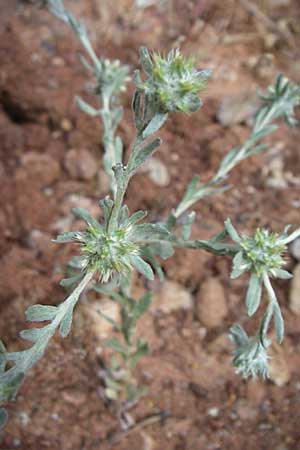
[99,196,114,226]
[53,231,83,243]
[229,324,249,347]
[130,255,154,280]
[133,90,143,130]
[126,210,147,227]
[224,218,240,243]
[181,211,195,241]
[68,255,86,269]
[139,47,153,76]
[0,408,8,430]
[76,96,99,117]
[20,325,52,343]
[271,268,292,280]
[134,292,152,319]
[72,208,101,230]
[96,309,121,331]
[59,306,74,338]
[111,107,123,133]
[151,241,174,259]
[128,339,149,369]
[231,251,248,279]
[106,337,126,356]
[142,113,168,139]
[246,273,262,316]
[273,302,284,343]
[140,247,165,281]
[26,304,58,322]
[114,136,123,164]
[128,138,162,173]
[131,223,170,242]
[60,272,85,287]
[0,372,25,403]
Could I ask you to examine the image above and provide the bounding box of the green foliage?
[1,0,300,429]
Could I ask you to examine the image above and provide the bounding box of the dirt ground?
[1,0,300,449]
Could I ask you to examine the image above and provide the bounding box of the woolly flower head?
[230,325,270,378]
[225,220,300,280]
[54,198,170,284]
[240,228,286,277]
[135,47,212,113]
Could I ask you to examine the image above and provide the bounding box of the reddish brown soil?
[1,1,300,449]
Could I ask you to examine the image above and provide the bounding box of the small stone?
[268,341,291,387]
[207,407,219,417]
[140,157,170,187]
[289,263,300,315]
[61,118,73,131]
[289,238,300,261]
[80,298,120,340]
[18,152,60,186]
[196,278,228,329]
[217,90,261,127]
[64,148,98,180]
[151,280,193,313]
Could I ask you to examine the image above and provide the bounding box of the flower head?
[93,59,130,97]
[230,325,270,378]
[135,47,212,114]
[53,199,170,284]
[225,220,299,280]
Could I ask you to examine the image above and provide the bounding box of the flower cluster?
[238,228,286,277]
[92,59,130,97]
[230,325,270,378]
[135,47,212,113]
[225,220,296,282]
[54,199,170,284]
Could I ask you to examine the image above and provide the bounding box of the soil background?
[1,0,300,449]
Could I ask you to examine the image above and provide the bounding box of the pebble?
[18,152,60,186]
[289,263,300,315]
[60,118,73,132]
[196,278,228,329]
[268,342,291,386]
[151,280,193,313]
[217,90,261,127]
[80,298,120,339]
[64,148,98,180]
[140,157,170,187]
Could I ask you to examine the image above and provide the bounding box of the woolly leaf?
[130,255,154,280]
[142,113,168,139]
[245,273,262,317]
[72,208,101,230]
[128,138,162,173]
[273,302,284,343]
[53,232,83,243]
[26,305,58,322]
[59,306,74,338]
[76,96,99,117]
